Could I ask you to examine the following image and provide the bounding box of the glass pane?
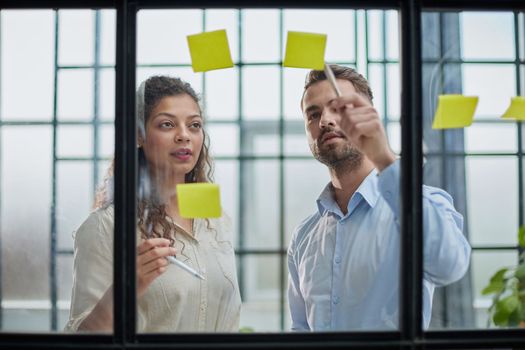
[0,8,120,334]
[283,9,356,63]
[99,124,115,158]
[419,11,512,333]
[386,63,400,120]
[461,12,515,60]
[99,68,116,122]
[240,255,280,331]
[367,10,385,61]
[241,10,280,62]
[466,157,518,246]
[243,160,279,250]
[465,124,517,153]
[284,133,311,156]
[131,7,400,334]
[386,121,401,155]
[246,122,280,156]
[57,69,94,121]
[58,10,94,66]
[100,10,116,66]
[57,162,93,251]
[463,64,516,119]
[137,10,202,65]
[283,68,306,120]
[204,67,239,121]
[207,123,239,157]
[1,126,52,332]
[215,160,239,249]
[57,126,93,158]
[1,10,54,121]
[242,66,280,120]
[385,11,399,61]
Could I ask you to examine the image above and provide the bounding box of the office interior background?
[0,2,524,349]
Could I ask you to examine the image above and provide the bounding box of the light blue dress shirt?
[287,160,471,331]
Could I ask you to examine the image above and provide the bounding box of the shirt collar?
[316,168,380,217]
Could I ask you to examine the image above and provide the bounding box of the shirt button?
[334,256,341,264]
[333,296,340,304]
[384,191,392,200]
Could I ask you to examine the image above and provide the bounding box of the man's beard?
[311,137,363,172]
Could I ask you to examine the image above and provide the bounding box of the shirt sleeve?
[64,209,114,332]
[287,240,310,331]
[377,159,471,286]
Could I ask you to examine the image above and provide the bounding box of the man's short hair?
[302,65,374,107]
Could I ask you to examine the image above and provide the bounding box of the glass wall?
[0,9,115,332]
[422,11,525,329]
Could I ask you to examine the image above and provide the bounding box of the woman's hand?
[137,238,176,298]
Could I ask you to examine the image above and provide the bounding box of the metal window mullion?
[436,12,451,327]
[49,9,60,332]
[400,0,423,344]
[381,11,389,127]
[236,9,246,302]
[114,0,137,344]
[278,7,285,332]
[0,9,3,330]
[93,10,102,191]
[202,10,207,120]
[513,12,524,253]
[364,10,370,79]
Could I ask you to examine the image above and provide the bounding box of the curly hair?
[94,76,214,247]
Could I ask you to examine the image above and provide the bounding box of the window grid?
[0,1,525,349]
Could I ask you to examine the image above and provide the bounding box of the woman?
[65,76,241,332]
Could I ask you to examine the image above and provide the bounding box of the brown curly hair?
[94,76,214,247]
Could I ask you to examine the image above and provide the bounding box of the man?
[287,65,471,331]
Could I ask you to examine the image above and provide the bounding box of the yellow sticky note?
[176,183,221,218]
[187,29,234,72]
[501,97,525,121]
[432,94,478,129]
[283,31,327,70]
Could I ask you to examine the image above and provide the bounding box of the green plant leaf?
[515,265,525,280]
[493,307,509,326]
[507,308,521,327]
[498,295,520,314]
[489,268,509,284]
[519,225,525,249]
[481,281,505,295]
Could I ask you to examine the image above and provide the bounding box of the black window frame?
[0,0,524,349]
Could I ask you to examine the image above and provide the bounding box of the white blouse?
[65,205,241,332]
